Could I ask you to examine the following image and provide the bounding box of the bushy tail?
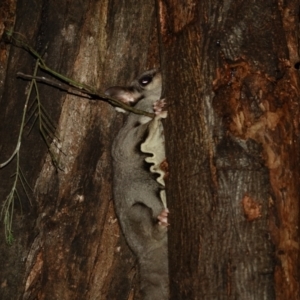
[139,247,169,300]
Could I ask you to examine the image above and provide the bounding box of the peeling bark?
[158,0,299,299]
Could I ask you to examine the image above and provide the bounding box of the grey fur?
[106,70,168,299]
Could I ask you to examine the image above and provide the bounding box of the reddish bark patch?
[241,195,262,221]
[160,159,169,181]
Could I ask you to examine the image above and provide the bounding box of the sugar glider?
[106,69,168,299]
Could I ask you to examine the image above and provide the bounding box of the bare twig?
[17,73,92,99]
[7,31,154,118]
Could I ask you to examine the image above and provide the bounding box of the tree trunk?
[158,0,300,299]
[0,0,158,299]
[1,0,299,299]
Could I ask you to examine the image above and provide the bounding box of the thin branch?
[0,141,21,168]
[17,73,92,99]
[6,29,155,117]
[17,72,155,117]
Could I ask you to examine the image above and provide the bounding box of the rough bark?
[0,0,158,299]
[158,0,299,299]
